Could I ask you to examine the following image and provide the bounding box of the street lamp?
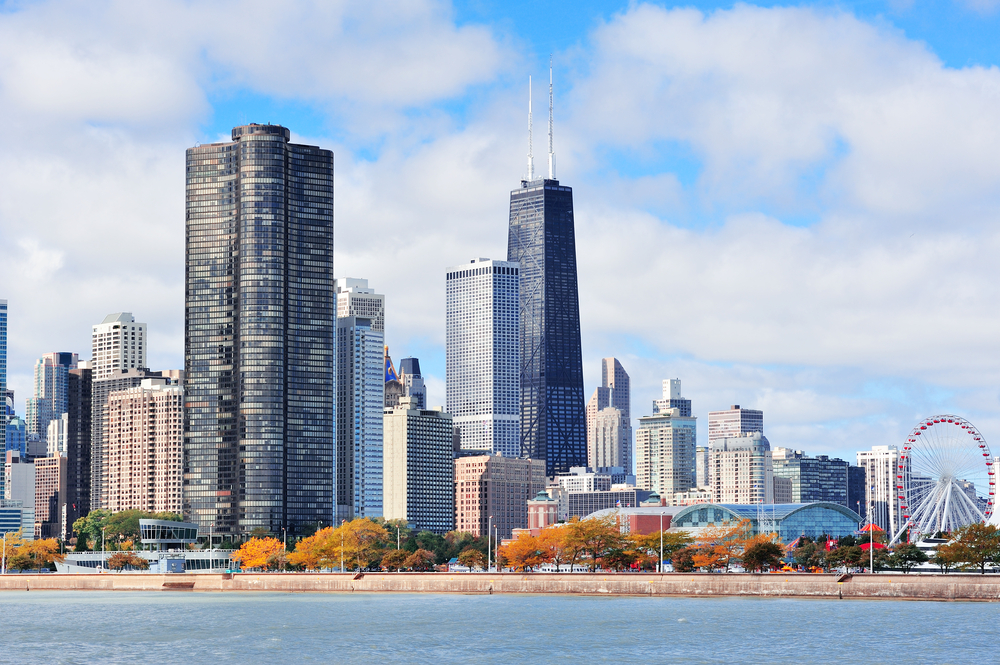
[487,516,493,572]
[209,522,214,551]
[340,520,345,573]
[102,526,106,570]
[282,527,287,552]
[659,512,664,573]
[2,532,7,575]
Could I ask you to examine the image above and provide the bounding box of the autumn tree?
[2,533,65,571]
[672,546,697,572]
[404,549,436,571]
[106,552,150,571]
[536,526,571,570]
[701,519,752,572]
[288,527,337,570]
[742,541,785,572]
[631,531,693,571]
[497,532,548,572]
[950,522,1000,574]
[889,543,928,573]
[381,549,409,572]
[232,537,286,570]
[457,548,486,570]
[562,513,623,571]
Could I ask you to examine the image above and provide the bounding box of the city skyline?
[5,1,1000,466]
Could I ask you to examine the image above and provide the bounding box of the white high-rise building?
[336,278,385,332]
[445,258,520,457]
[708,404,763,443]
[711,432,773,504]
[92,313,147,380]
[653,378,692,417]
[336,315,384,522]
[857,445,903,535]
[635,408,697,497]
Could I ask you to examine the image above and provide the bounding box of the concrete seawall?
[1,572,999,600]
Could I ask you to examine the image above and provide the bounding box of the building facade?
[848,465,867,521]
[635,408,697,497]
[5,450,34,538]
[34,454,67,539]
[711,432,774,505]
[707,405,764,444]
[336,316,384,522]
[383,397,454,533]
[857,445,902,535]
[507,166,587,475]
[0,300,5,453]
[66,365,92,525]
[653,379,692,417]
[454,454,545,539]
[771,448,849,507]
[25,352,78,448]
[336,278,385,332]
[586,358,632,473]
[399,358,427,410]
[671,502,863,545]
[446,258,520,457]
[103,380,184,514]
[92,313,147,381]
[185,123,335,537]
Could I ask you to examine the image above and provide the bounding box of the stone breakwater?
[1,572,999,600]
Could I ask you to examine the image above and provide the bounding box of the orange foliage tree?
[232,537,286,570]
[497,532,549,571]
[288,519,389,571]
[288,527,337,570]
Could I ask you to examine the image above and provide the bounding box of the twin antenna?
[527,58,556,181]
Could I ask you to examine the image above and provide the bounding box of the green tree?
[742,541,785,572]
[562,514,623,571]
[457,548,486,570]
[106,552,150,570]
[403,549,435,571]
[671,546,697,572]
[381,548,409,572]
[951,523,1000,574]
[890,543,928,573]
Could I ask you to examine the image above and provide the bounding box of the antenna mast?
[527,76,535,181]
[547,56,556,180]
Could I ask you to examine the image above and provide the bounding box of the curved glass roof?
[673,502,862,524]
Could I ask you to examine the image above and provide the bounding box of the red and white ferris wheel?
[895,415,995,543]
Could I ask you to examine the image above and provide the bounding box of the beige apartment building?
[103,379,183,514]
[454,454,545,539]
[34,454,66,539]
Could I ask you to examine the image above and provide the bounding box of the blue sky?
[3,0,1000,472]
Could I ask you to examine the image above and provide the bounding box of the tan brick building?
[103,379,183,513]
[454,454,545,539]
[34,454,66,539]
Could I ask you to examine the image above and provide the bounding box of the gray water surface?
[0,591,989,663]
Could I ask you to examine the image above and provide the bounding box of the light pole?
[659,512,664,573]
[397,526,400,551]
[487,516,493,572]
[282,527,287,551]
[209,522,214,551]
[2,532,7,575]
[340,520,345,573]
[102,526,106,570]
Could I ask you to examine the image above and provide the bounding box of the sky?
[3,0,1000,464]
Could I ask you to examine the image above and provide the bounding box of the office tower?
[848,465,867,521]
[336,278,385,332]
[446,258,520,457]
[653,379,692,417]
[92,313,146,380]
[454,454,545,539]
[46,414,68,456]
[507,70,587,476]
[708,405,763,443]
[857,445,902,534]
[384,347,403,408]
[399,358,427,410]
[91,368,178,509]
[773,476,793,504]
[34,454,67,539]
[695,445,710,487]
[66,365,92,526]
[383,397,454,533]
[0,299,6,453]
[771,448,849,506]
[586,358,632,472]
[5,417,25,456]
[336,316,384,521]
[25,352,78,448]
[103,379,184,514]
[186,123,335,537]
[635,408,697,497]
[711,432,773,504]
[5,450,35,538]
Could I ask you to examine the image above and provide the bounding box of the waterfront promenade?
[1,572,999,600]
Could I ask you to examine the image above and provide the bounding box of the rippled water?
[0,590,991,663]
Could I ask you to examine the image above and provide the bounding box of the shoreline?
[1,572,998,601]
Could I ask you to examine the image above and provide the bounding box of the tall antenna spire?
[527,76,535,181]
[547,56,556,180]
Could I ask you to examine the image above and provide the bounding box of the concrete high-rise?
[857,445,902,534]
[0,300,6,453]
[507,72,587,476]
[454,454,545,539]
[336,278,384,332]
[34,454,66,539]
[586,358,632,472]
[708,405,763,443]
[653,379,691,417]
[446,258,520,457]
[383,397,454,533]
[711,432,773,504]
[92,313,146,380]
[103,379,184,514]
[635,408,697,497]
[336,316,384,522]
[25,352,78,448]
[185,123,335,537]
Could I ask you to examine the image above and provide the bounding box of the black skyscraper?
[507,69,587,475]
[185,124,335,536]
[67,367,91,525]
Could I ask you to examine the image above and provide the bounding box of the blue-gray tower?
[507,68,587,475]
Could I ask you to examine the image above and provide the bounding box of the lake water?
[0,590,991,663]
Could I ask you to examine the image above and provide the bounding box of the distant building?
[857,445,902,535]
[586,359,632,473]
[555,467,612,493]
[102,379,184,514]
[653,378,691,417]
[384,347,404,408]
[25,352,78,448]
[773,476,793,504]
[5,451,34,539]
[695,445,710,488]
[399,358,427,410]
[5,417,25,457]
[0,299,5,453]
[383,397,454,534]
[848,465,867,521]
[671,487,714,506]
[34,455,66,539]
[771,447,849,507]
[336,278,385,332]
[446,258,520,457]
[527,491,558,530]
[454,454,545,539]
[711,432,773,504]
[566,487,649,520]
[670,502,863,545]
[635,408,697,497]
[336,316,384,522]
[91,313,147,381]
[66,364,92,526]
[707,405,763,444]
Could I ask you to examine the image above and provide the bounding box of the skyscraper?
[446,258,520,457]
[399,358,427,410]
[66,364,92,525]
[507,69,586,475]
[0,300,6,453]
[712,432,774,504]
[857,445,902,534]
[708,405,764,444]
[185,123,334,537]
[25,352,78,448]
[92,313,146,380]
[771,448,849,507]
[336,278,385,332]
[653,379,691,417]
[586,358,632,472]
[336,315,384,522]
[635,408,697,497]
